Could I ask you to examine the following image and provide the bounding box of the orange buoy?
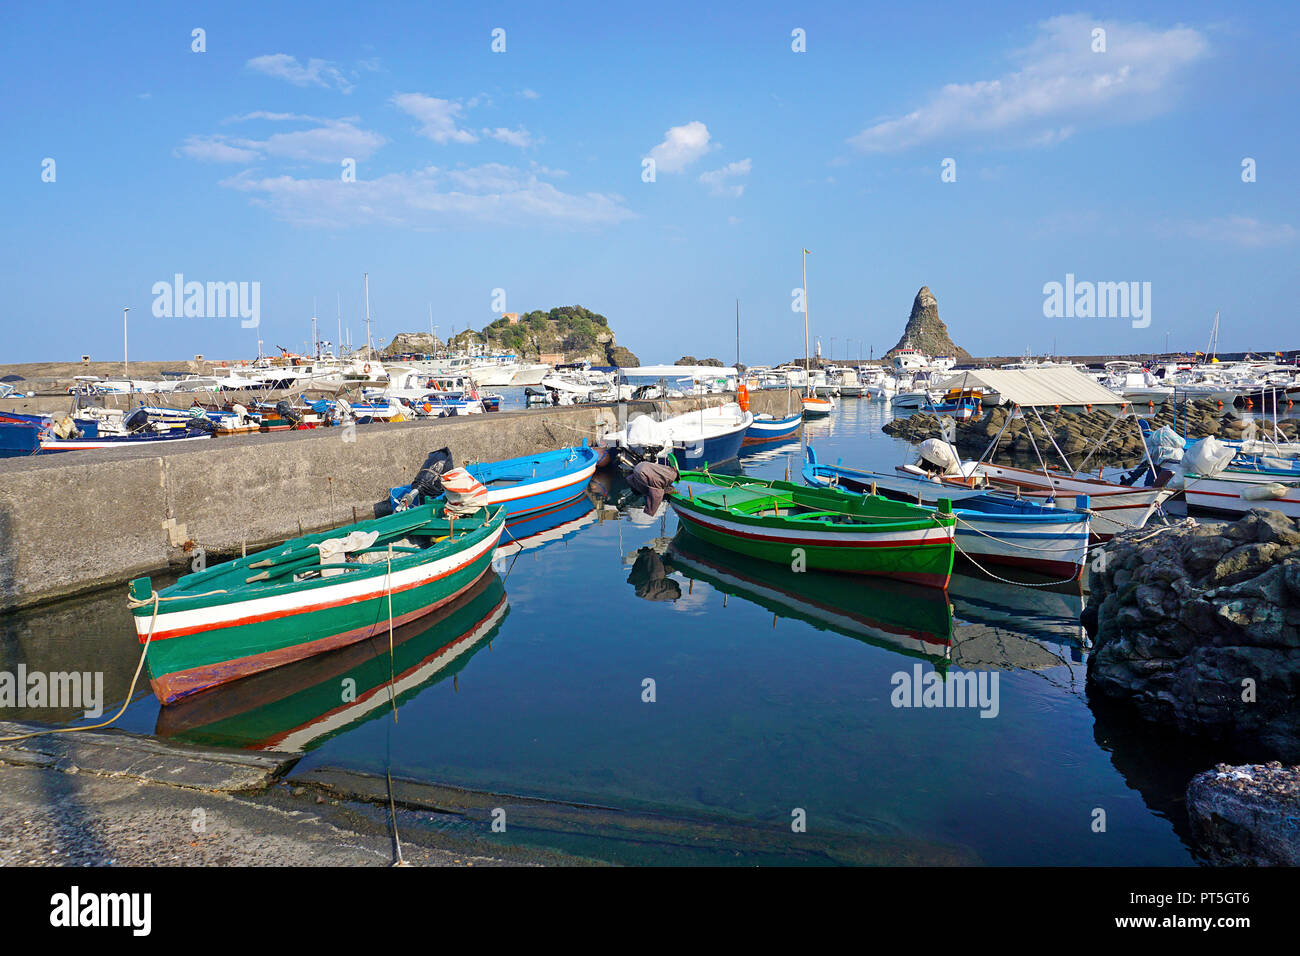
[738,381,750,412]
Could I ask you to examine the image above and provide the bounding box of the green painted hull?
[669,471,956,588]
[155,572,509,750]
[129,501,505,704]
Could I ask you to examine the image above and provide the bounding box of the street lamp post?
[122,307,130,380]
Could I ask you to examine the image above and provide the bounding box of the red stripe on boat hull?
[149,564,493,705]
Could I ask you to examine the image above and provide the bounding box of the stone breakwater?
[0,390,794,611]
[1081,509,1300,760]
[883,401,1299,467]
[1186,761,1300,866]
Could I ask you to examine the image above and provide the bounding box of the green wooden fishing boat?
[667,471,956,588]
[154,571,509,750]
[129,500,505,705]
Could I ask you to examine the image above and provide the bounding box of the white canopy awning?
[933,366,1124,408]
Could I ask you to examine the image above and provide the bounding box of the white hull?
[510,365,551,386]
[973,463,1176,540]
[1183,473,1300,517]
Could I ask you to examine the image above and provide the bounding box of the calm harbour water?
[2,397,1222,865]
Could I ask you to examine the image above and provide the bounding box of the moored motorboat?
[667,470,956,588]
[129,499,505,704]
[801,395,834,418]
[743,412,803,445]
[599,403,753,468]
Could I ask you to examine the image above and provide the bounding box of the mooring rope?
[0,591,162,743]
[951,539,1085,588]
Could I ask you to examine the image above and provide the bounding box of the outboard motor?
[123,408,150,432]
[409,447,456,503]
[613,446,647,473]
[275,399,301,424]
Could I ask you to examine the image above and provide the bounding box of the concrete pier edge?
[0,390,796,611]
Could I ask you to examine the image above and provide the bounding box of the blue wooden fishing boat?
[803,447,1091,580]
[743,412,803,446]
[390,442,599,520]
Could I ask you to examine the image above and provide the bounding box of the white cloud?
[259,121,385,161]
[849,15,1208,152]
[1173,216,1297,247]
[246,54,354,93]
[698,158,752,197]
[484,126,537,148]
[392,93,479,144]
[176,117,385,164]
[519,88,540,99]
[220,164,634,229]
[175,136,261,163]
[647,121,715,173]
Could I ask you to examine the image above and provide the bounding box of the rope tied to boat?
[951,514,1091,554]
[0,591,162,743]
[951,539,1086,588]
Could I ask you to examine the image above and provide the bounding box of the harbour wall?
[0,389,797,611]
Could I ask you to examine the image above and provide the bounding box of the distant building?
[538,351,564,365]
[504,312,520,325]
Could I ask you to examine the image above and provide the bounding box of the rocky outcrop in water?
[882,401,1297,468]
[885,286,970,360]
[1186,762,1300,865]
[1082,510,1300,760]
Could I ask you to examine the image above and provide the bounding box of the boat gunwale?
[803,463,1090,528]
[670,472,953,535]
[135,502,506,613]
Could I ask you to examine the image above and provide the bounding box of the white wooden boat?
[970,463,1176,540]
[1182,469,1300,518]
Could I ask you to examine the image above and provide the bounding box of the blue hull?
[391,443,598,521]
[673,426,748,467]
[743,414,802,446]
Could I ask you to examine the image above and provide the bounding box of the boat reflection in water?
[154,572,509,751]
[947,573,1087,668]
[492,493,598,567]
[653,533,956,670]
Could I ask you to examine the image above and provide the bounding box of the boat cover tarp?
[1145,425,1186,465]
[627,460,679,516]
[933,367,1124,408]
[1184,437,1236,477]
[916,438,961,475]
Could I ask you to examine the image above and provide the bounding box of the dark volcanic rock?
[886,286,971,360]
[1186,762,1300,865]
[1084,511,1300,759]
[881,400,1261,469]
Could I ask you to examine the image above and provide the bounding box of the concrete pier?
[0,390,797,610]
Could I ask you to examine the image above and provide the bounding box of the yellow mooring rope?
[0,591,162,743]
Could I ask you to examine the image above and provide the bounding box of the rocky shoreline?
[884,400,1299,467]
[1081,508,1300,864]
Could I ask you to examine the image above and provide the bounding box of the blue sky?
[2,1,1296,364]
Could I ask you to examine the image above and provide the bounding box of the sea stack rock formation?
[886,286,971,360]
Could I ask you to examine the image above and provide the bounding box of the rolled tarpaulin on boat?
[628,460,680,517]
[441,468,490,516]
